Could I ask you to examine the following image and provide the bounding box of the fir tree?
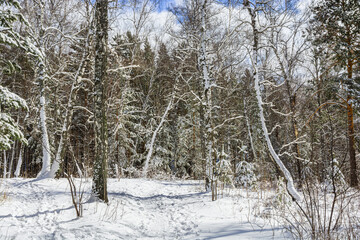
[0,0,28,151]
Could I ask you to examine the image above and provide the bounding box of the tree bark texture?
[92,0,109,203]
[347,59,358,187]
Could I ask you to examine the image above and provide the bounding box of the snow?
[0,178,290,239]
[0,86,28,111]
[0,113,26,150]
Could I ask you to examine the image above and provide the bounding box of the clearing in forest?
[0,178,287,239]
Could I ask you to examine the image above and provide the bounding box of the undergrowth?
[0,180,8,204]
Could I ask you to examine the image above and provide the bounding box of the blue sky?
[157,0,179,11]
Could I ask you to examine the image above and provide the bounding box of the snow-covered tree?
[235,160,257,189]
[265,6,310,182]
[0,86,27,151]
[311,0,360,187]
[0,0,28,151]
[12,0,94,178]
[171,0,216,194]
[244,0,301,201]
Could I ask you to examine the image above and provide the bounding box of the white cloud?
[297,0,315,13]
[110,5,178,51]
[174,0,184,6]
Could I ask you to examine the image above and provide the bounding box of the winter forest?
[0,0,360,239]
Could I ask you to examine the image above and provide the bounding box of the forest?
[0,0,360,239]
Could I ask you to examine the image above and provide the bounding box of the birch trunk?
[37,62,52,178]
[199,0,213,193]
[3,151,7,179]
[142,92,174,178]
[14,143,24,178]
[8,141,16,178]
[34,2,51,179]
[245,0,301,202]
[244,98,257,161]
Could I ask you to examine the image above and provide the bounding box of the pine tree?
[311,0,360,187]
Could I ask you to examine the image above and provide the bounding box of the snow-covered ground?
[0,178,289,239]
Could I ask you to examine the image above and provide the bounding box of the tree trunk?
[37,60,52,178]
[3,151,7,179]
[290,94,302,183]
[92,0,109,203]
[14,143,24,178]
[33,2,51,179]
[142,92,174,177]
[245,0,301,201]
[8,141,16,178]
[347,59,358,187]
[243,98,256,161]
[198,0,213,194]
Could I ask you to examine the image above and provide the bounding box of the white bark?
[47,126,64,178]
[142,95,174,178]
[199,0,213,192]
[8,141,16,177]
[254,70,301,202]
[47,31,91,178]
[244,98,257,160]
[246,2,301,202]
[3,151,7,179]
[14,143,23,178]
[37,95,51,178]
[74,159,83,178]
[115,163,120,179]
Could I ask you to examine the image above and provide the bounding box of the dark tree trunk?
[347,59,358,187]
[92,0,109,203]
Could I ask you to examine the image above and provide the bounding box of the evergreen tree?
[0,0,28,151]
[311,0,360,187]
[0,86,27,151]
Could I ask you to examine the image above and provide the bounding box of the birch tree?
[244,0,301,201]
[171,0,215,193]
[20,0,52,178]
[265,4,310,182]
[142,75,177,177]
[14,0,93,178]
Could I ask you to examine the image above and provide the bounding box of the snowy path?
[0,178,288,239]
